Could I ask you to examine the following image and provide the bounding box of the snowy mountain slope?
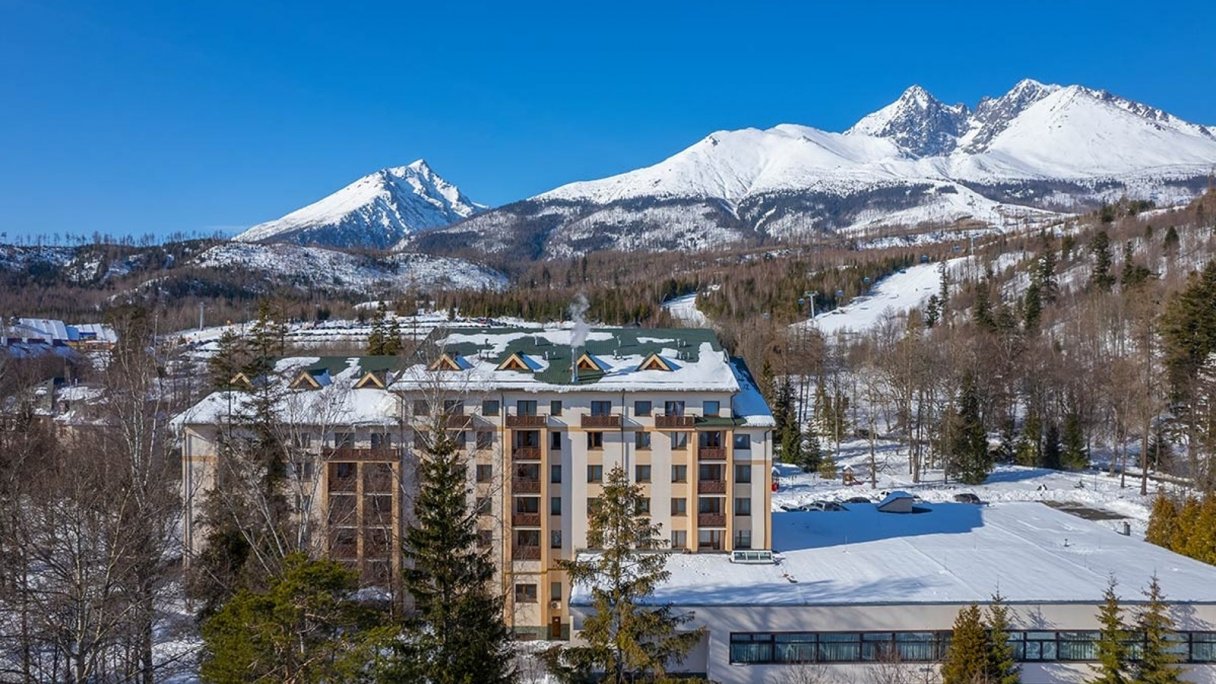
[417,80,1216,258]
[234,160,485,250]
[186,243,506,294]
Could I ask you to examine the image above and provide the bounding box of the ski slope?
[801,257,967,336]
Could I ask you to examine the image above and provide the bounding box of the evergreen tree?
[974,279,997,332]
[1062,409,1090,470]
[1038,236,1059,303]
[1091,231,1115,292]
[987,593,1020,684]
[942,604,988,684]
[1121,241,1152,289]
[780,421,803,467]
[949,376,992,485]
[1041,421,1062,470]
[1090,576,1130,684]
[798,424,823,474]
[818,452,838,480]
[1163,226,1180,255]
[383,315,403,356]
[366,308,386,355]
[554,466,704,682]
[200,553,390,684]
[1170,497,1200,554]
[1134,576,1182,684]
[381,420,515,683]
[1023,279,1043,331]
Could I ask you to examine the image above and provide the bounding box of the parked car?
[844,496,872,504]
[806,500,847,512]
[953,492,983,504]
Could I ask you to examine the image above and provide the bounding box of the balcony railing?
[698,447,726,461]
[655,414,695,429]
[513,545,541,560]
[698,513,726,528]
[697,480,727,494]
[506,415,546,428]
[324,447,399,461]
[512,512,541,527]
[512,478,541,494]
[512,446,541,461]
[582,414,621,429]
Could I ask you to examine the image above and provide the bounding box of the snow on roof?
[572,503,1216,607]
[15,318,69,341]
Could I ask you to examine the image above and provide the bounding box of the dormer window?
[638,353,672,372]
[428,353,466,372]
[575,353,605,373]
[290,369,325,390]
[497,352,534,372]
[355,371,388,389]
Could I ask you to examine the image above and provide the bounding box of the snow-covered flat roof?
[573,503,1216,607]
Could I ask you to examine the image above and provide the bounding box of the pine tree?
[780,421,802,466]
[818,452,838,480]
[1023,279,1043,331]
[987,593,1020,684]
[1091,230,1115,292]
[799,424,823,474]
[1062,409,1090,470]
[554,466,704,682]
[942,604,988,684]
[1090,576,1130,684]
[1163,226,1180,255]
[1041,422,1062,470]
[949,376,992,485]
[366,308,386,355]
[200,553,390,683]
[925,294,941,328]
[383,315,403,356]
[382,421,515,683]
[1134,576,1182,684]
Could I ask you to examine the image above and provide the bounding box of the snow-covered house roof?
[877,490,916,513]
[572,503,1216,608]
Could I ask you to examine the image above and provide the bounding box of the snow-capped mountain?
[235,160,485,250]
[414,80,1216,259]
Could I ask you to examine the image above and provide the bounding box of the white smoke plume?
[569,293,590,349]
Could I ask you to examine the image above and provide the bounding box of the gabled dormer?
[574,352,606,374]
[497,352,535,372]
[428,352,467,372]
[228,372,255,390]
[290,368,331,390]
[637,353,673,372]
[354,370,389,389]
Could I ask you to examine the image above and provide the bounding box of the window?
[412,400,429,415]
[672,465,687,482]
[474,496,491,515]
[704,400,720,417]
[663,400,685,416]
[551,464,562,483]
[514,584,538,603]
[637,497,650,514]
[292,433,312,449]
[550,431,562,450]
[699,463,724,481]
[587,432,604,449]
[551,581,563,602]
[443,399,464,414]
[699,497,723,514]
[477,529,492,549]
[734,529,752,549]
[550,496,562,515]
[670,432,688,450]
[475,464,493,483]
[482,400,499,415]
[698,529,723,550]
[476,431,494,449]
[516,400,537,416]
[290,459,314,480]
[634,400,652,417]
[550,529,562,549]
[635,431,652,450]
[635,465,651,482]
[671,497,687,516]
[332,462,356,480]
[735,464,752,483]
[735,497,752,516]
[587,465,603,482]
[550,400,562,416]
[371,432,392,448]
[413,431,427,450]
[733,434,751,450]
[334,432,355,448]
[590,400,612,416]
[700,431,723,448]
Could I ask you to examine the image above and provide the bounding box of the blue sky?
[2,0,1214,240]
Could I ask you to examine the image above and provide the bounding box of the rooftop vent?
[730,549,775,564]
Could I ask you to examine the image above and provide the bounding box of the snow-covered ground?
[773,439,1158,538]
[661,292,710,326]
[800,258,962,336]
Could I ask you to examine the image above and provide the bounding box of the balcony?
[324,447,398,462]
[512,446,541,461]
[506,415,546,428]
[697,480,727,494]
[698,447,726,461]
[655,414,695,429]
[513,545,541,560]
[512,512,541,527]
[698,513,726,528]
[582,414,622,429]
[512,478,541,494]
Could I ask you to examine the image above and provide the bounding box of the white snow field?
[801,257,969,336]
[661,292,710,326]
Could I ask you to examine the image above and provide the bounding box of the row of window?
[477,463,755,485]
[474,399,725,419]
[729,630,1216,665]
[503,495,753,517]
[296,428,755,454]
[501,528,753,553]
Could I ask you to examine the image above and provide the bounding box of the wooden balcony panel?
[512,512,541,527]
[698,513,726,528]
[655,414,695,429]
[513,545,542,560]
[581,414,622,429]
[697,480,727,494]
[506,415,546,428]
[512,446,541,461]
[698,447,727,461]
[512,478,541,494]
